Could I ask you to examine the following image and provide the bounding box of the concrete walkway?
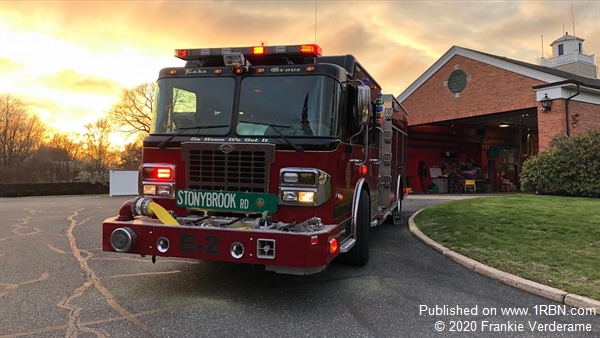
[407,195,600,314]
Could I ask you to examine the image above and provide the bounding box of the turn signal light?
[311,235,318,245]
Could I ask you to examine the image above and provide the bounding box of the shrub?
[521,129,600,198]
[23,190,35,196]
[40,189,51,196]
[4,191,18,197]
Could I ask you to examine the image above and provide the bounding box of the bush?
[23,190,35,196]
[521,129,600,198]
[4,191,18,197]
[40,189,51,196]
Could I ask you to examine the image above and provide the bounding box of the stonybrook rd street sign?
[175,190,278,213]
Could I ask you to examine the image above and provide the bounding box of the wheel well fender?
[396,174,403,212]
[351,178,369,238]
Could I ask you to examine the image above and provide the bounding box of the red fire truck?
[103,44,409,275]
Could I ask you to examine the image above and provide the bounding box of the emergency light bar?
[174,44,322,61]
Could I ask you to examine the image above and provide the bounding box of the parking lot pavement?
[0,195,597,337]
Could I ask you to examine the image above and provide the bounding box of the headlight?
[280,190,316,203]
[282,190,298,201]
[279,168,330,206]
[298,191,315,203]
[282,172,299,183]
[143,185,156,195]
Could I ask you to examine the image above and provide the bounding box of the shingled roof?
[461,47,600,89]
[398,45,600,102]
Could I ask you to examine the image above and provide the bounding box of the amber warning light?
[252,46,265,55]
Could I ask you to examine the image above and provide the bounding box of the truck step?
[339,237,356,253]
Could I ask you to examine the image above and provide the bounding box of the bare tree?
[77,117,119,184]
[46,132,82,182]
[119,135,143,171]
[107,82,155,137]
[0,93,47,183]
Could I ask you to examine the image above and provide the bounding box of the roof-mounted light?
[223,52,246,67]
[252,46,265,55]
[174,44,322,61]
[300,44,322,56]
[175,49,188,58]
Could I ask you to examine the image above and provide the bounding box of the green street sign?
[175,190,278,213]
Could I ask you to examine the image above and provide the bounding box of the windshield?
[236,75,341,137]
[152,77,235,135]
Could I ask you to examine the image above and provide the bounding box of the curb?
[408,208,600,315]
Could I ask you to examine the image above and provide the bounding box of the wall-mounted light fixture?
[499,122,510,128]
[540,93,553,112]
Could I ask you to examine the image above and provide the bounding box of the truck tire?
[348,190,370,266]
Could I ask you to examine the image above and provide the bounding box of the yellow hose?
[147,201,180,226]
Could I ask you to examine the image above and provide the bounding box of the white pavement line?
[408,208,600,315]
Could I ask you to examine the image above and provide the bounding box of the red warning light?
[156,168,173,180]
[329,238,338,253]
[358,165,368,175]
[300,44,322,56]
[175,49,188,58]
[252,46,265,55]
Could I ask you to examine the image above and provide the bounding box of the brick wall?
[402,55,545,125]
[537,99,567,150]
[537,99,600,149]
[568,100,600,136]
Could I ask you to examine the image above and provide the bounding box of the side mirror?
[356,85,371,124]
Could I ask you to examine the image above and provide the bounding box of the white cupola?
[541,32,597,79]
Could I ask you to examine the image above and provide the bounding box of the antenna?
[571,4,576,36]
[541,35,544,58]
[314,0,318,43]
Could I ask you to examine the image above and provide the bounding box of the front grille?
[182,142,275,193]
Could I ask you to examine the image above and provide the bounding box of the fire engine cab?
[102,44,409,275]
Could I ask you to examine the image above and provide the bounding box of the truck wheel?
[348,190,370,266]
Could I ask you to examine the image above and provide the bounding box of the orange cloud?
[39,69,123,96]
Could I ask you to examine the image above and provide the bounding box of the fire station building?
[397,33,600,193]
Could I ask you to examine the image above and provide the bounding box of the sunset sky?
[1,0,598,142]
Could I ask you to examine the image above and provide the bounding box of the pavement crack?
[61,208,151,336]
[47,244,68,254]
[0,212,44,242]
[0,273,49,298]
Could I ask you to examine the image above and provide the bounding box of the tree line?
[0,83,155,184]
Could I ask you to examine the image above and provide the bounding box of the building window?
[578,43,582,53]
[447,69,467,94]
[558,44,564,55]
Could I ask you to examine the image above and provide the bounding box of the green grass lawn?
[414,194,600,300]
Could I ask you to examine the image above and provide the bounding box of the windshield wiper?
[157,124,228,151]
[244,121,304,153]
